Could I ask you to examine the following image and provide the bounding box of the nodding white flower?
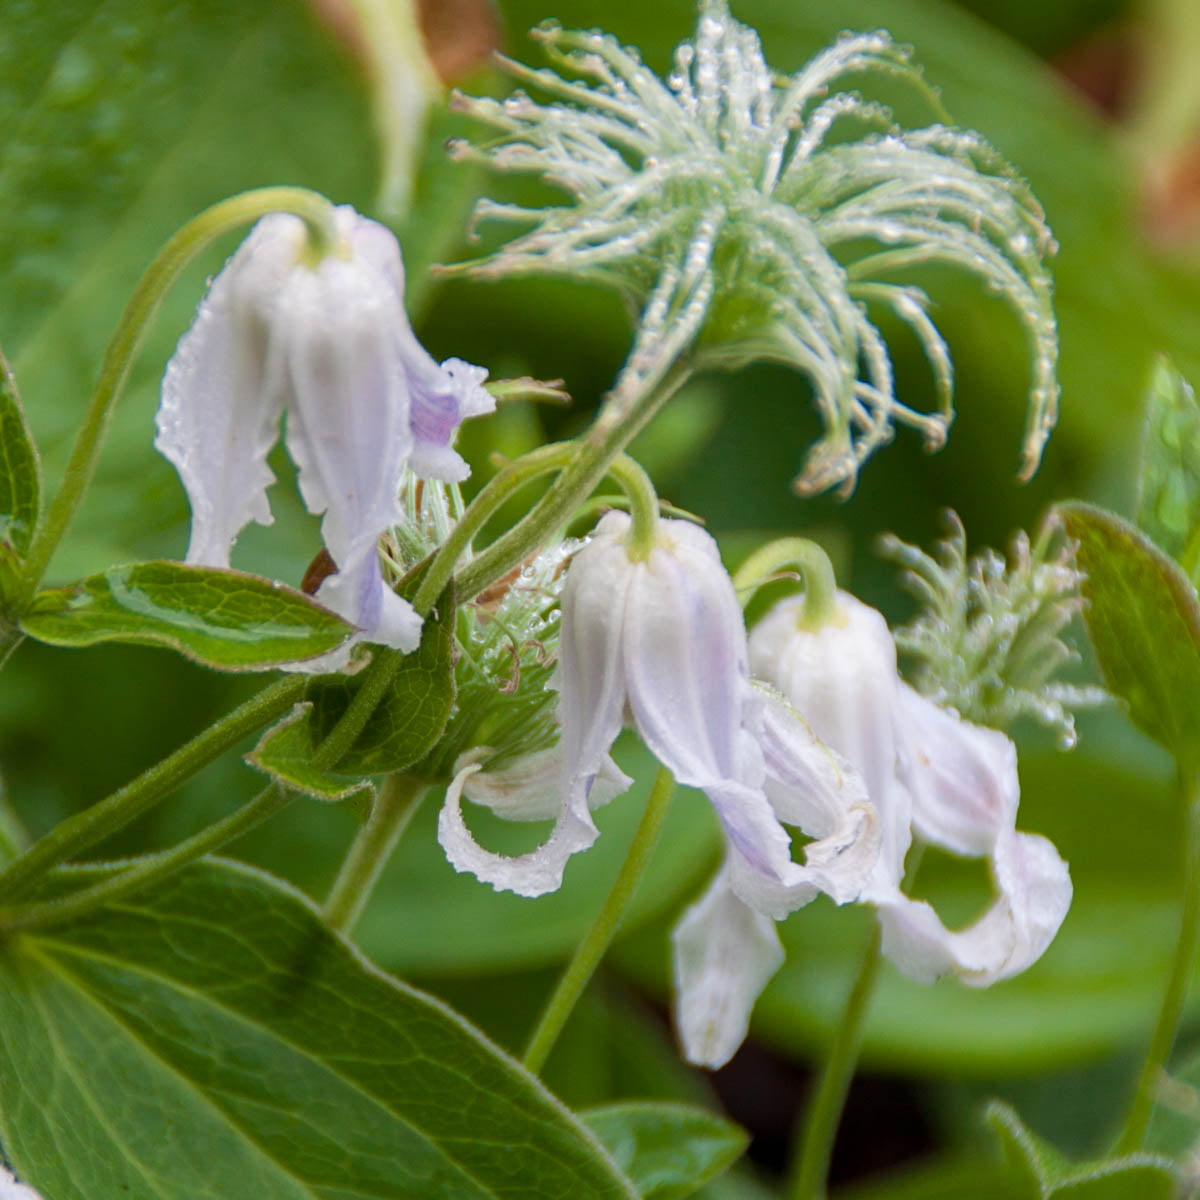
[0,1165,42,1199]
[450,1,1058,495]
[155,204,494,659]
[749,590,1071,987]
[439,512,876,1069]
[438,511,877,925]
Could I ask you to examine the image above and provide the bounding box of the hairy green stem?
[0,784,293,932]
[322,774,428,934]
[456,362,692,602]
[1117,768,1200,1152]
[0,674,305,903]
[21,186,340,594]
[523,768,675,1075]
[606,455,661,559]
[733,537,839,627]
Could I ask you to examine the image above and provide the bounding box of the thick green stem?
[733,537,839,627]
[323,774,428,934]
[456,362,692,602]
[523,768,675,1075]
[0,784,293,932]
[1117,768,1200,1152]
[788,925,883,1200]
[21,186,340,594]
[0,674,304,903]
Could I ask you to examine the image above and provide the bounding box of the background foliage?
[3,0,1199,1194]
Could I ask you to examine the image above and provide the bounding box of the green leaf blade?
[580,1102,749,1199]
[1058,502,1200,765]
[20,561,354,671]
[0,349,40,564]
[1135,357,1200,565]
[0,860,638,1199]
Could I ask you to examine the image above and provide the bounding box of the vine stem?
[732,537,839,627]
[787,924,883,1200]
[0,674,305,903]
[788,849,924,1200]
[323,774,428,934]
[1116,768,1200,1152]
[523,767,675,1075]
[0,784,292,931]
[21,186,340,595]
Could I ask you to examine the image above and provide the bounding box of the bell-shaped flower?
[155,204,494,658]
[438,512,878,920]
[748,589,1071,987]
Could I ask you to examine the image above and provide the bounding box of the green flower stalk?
[448,1,1059,495]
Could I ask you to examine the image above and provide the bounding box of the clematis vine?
[155,203,493,662]
[748,589,1072,986]
[437,512,878,1000]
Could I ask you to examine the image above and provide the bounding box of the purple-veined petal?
[749,591,913,900]
[407,358,496,482]
[672,867,785,1069]
[155,215,299,567]
[454,745,632,822]
[437,759,601,897]
[897,683,1018,856]
[876,830,1071,985]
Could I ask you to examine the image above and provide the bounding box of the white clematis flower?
[749,590,1071,987]
[438,512,878,920]
[439,512,877,1068]
[155,204,493,659]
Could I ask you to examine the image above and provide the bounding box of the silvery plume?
[447,1,1059,495]
[880,511,1108,746]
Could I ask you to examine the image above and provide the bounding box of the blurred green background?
[4,0,1200,1193]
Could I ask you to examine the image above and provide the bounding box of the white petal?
[877,830,1071,985]
[456,745,632,822]
[897,683,1018,856]
[155,215,298,566]
[749,591,913,898]
[0,1165,43,1199]
[313,550,423,654]
[437,760,600,897]
[672,868,785,1069]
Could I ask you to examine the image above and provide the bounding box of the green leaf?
[0,348,40,564]
[1147,1045,1200,1162]
[1058,502,1200,765]
[1135,358,1200,570]
[20,560,354,671]
[246,702,375,803]
[304,579,457,774]
[580,1103,749,1200]
[986,1101,1177,1199]
[0,858,638,1199]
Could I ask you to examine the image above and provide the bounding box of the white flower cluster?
[437,515,1071,1068]
[449,1,1059,494]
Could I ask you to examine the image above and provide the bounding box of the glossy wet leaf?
[987,1101,1177,1198]
[580,1103,749,1199]
[1058,503,1200,766]
[304,580,456,775]
[247,702,375,803]
[1136,358,1200,571]
[20,561,353,670]
[0,858,638,1199]
[0,349,40,566]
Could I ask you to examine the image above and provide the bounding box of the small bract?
[155,204,493,662]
